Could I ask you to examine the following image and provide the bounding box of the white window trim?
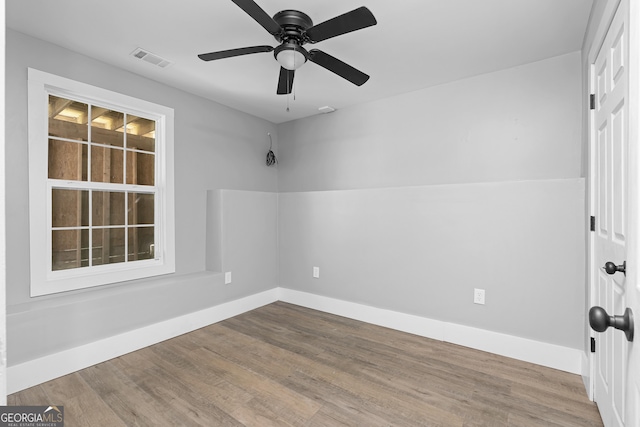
[28,68,175,297]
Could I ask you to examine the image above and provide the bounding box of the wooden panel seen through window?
[92,191,125,227]
[46,94,159,273]
[52,229,89,271]
[48,139,87,181]
[128,226,154,261]
[126,115,155,152]
[92,228,126,266]
[91,146,124,184]
[52,189,88,228]
[91,107,124,147]
[48,95,88,141]
[128,193,154,225]
[126,151,155,185]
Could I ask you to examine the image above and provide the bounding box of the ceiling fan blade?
[277,67,295,95]
[308,49,370,86]
[305,6,377,43]
[230,0,281,36]
[198,45,273,61]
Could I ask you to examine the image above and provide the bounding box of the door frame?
[0,0,6,405]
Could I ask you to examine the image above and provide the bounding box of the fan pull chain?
[286,52,291,112]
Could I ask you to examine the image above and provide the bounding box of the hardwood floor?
[9,302,603,426]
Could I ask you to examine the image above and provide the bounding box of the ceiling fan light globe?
[276,49,306,70]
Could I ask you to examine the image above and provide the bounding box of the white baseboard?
[7,289,279,394]
[278,288,583,375]
[8,287,584,393]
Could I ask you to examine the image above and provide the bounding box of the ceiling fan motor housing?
[273,10,313,44]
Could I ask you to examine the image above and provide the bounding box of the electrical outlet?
[313,266,320,279]
[225,271,232,284]
[474,288,485,305]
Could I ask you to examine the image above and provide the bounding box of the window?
[28,69,175,296]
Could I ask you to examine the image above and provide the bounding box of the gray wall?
[276,52,586,349]
[277,52,582,191]
[6,28,588,366]
[6,30,279,365]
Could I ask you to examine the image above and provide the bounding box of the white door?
[591,0,639,426]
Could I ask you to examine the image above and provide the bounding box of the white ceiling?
[6,0,593,124]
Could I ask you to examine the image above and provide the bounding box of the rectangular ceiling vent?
[318,106,336,114]
[131,48,173,69]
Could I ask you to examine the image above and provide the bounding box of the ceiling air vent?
[131,48,173,68]
[318,106,336,114]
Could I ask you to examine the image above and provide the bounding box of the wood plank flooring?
[9,302,603,426]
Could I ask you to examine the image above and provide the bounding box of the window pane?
[128,193,154,225]
[52,189,89,227]
[48,139,88,180]
[91,145,124,183]
[52,229,89,271]
[126,115,155,153]
[126,151,155,185]
[91,107,124,147]
[92,191,125,226]
[49,95,88,142]
[128,227,154,261]
[92,228,125,266]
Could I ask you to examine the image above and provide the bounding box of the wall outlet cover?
[225,272,232,284]
[474,288,485,305]
[313,267,320,279]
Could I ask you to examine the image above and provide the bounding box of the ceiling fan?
[198,0,377,95]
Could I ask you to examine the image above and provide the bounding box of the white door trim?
[0,0,6,405]
[625,0,640,422]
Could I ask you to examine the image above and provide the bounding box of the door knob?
[604,261,626,275]
[589,306,634,342]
